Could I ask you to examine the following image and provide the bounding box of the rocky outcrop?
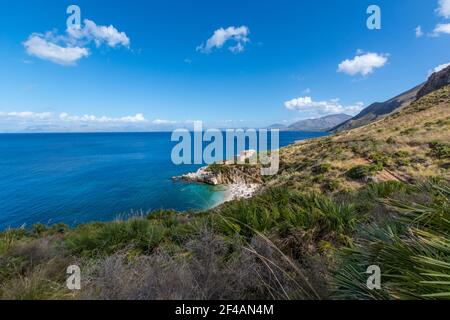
[174,163,263,203]
[417,65,450,99]
[176,166,220,185]
[176,164,262,186]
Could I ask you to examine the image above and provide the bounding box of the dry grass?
[0,237,72,299]
[80,228,327,300]
[271,85,450,193]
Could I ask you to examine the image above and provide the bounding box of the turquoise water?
[0,132,327,229]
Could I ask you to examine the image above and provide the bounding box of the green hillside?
[0,85,449,300]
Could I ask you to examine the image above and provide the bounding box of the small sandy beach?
[222,183,261,203]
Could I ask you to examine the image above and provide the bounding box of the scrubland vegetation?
[0,86,449,300]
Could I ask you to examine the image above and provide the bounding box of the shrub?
[394,150,411,167]
[394,151,409,158]
[360,181,407,200]
[346,166,369,180]
[65,218,167,257]
[214,187,361,243]
[312,163,332,174]
[31,224,48,237]
[81,230,324,300]
[386,137,396,144]
[0,236,71,299]
[429,141,450,160]
[0,228,26,255]
[312,174,325,183]
[396,158,410,167]
[435,119,450,126]
[323,179,340,192]
[0,263,68,300]
[206,163,231,175]
[400,128,419,135]
[369,152,390,167]
[345,165,382,180]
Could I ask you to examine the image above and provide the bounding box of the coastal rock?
[177,164,262,186]
[175,165,263,203]
[174,150,264,202]
[177,166,221,185]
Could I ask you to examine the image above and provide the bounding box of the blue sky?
[0,0,449,132]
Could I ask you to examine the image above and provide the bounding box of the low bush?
[346,165,382,180]
[215,187,361,245]
[312,163,332,174]
[400,128,419,135]
[429,141,450,160]
[386,137,396,144]
[65,218,167,257]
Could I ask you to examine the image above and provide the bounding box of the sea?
[0,131,327,230]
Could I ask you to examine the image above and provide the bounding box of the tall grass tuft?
[65,218,167,257]
[334,180,450,300]
[214,187,360,244]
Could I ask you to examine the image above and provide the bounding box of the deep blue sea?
[0,131,327,230]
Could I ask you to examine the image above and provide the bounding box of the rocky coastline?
[173,151,263,204]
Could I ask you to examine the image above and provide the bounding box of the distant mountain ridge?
[332,65,450,132]
[266,124,288,130]
[280,114,352,132]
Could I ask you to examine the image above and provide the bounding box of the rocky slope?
[332,84,422,132]
[417,65,450,99]
[203,83,449,196]
[272,84,450,193]
[333,66,450,133]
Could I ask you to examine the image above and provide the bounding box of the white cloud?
[0,111,147,123]
[284,96,364,116]
[152,119,177,125]
[67,19,130,48]
[229,42,245,53]
[197,26,250,54]
[338,52,388,76]
[0,112,194,132]
[23,34,89,65]
[58,112,147,123]
[0,111,53,120]
[24,19,129,65]
[120,114,146,123]
[437,0,450,18]
[432,23,450,35]
[415,26,424,37]
[428,62,450,76]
